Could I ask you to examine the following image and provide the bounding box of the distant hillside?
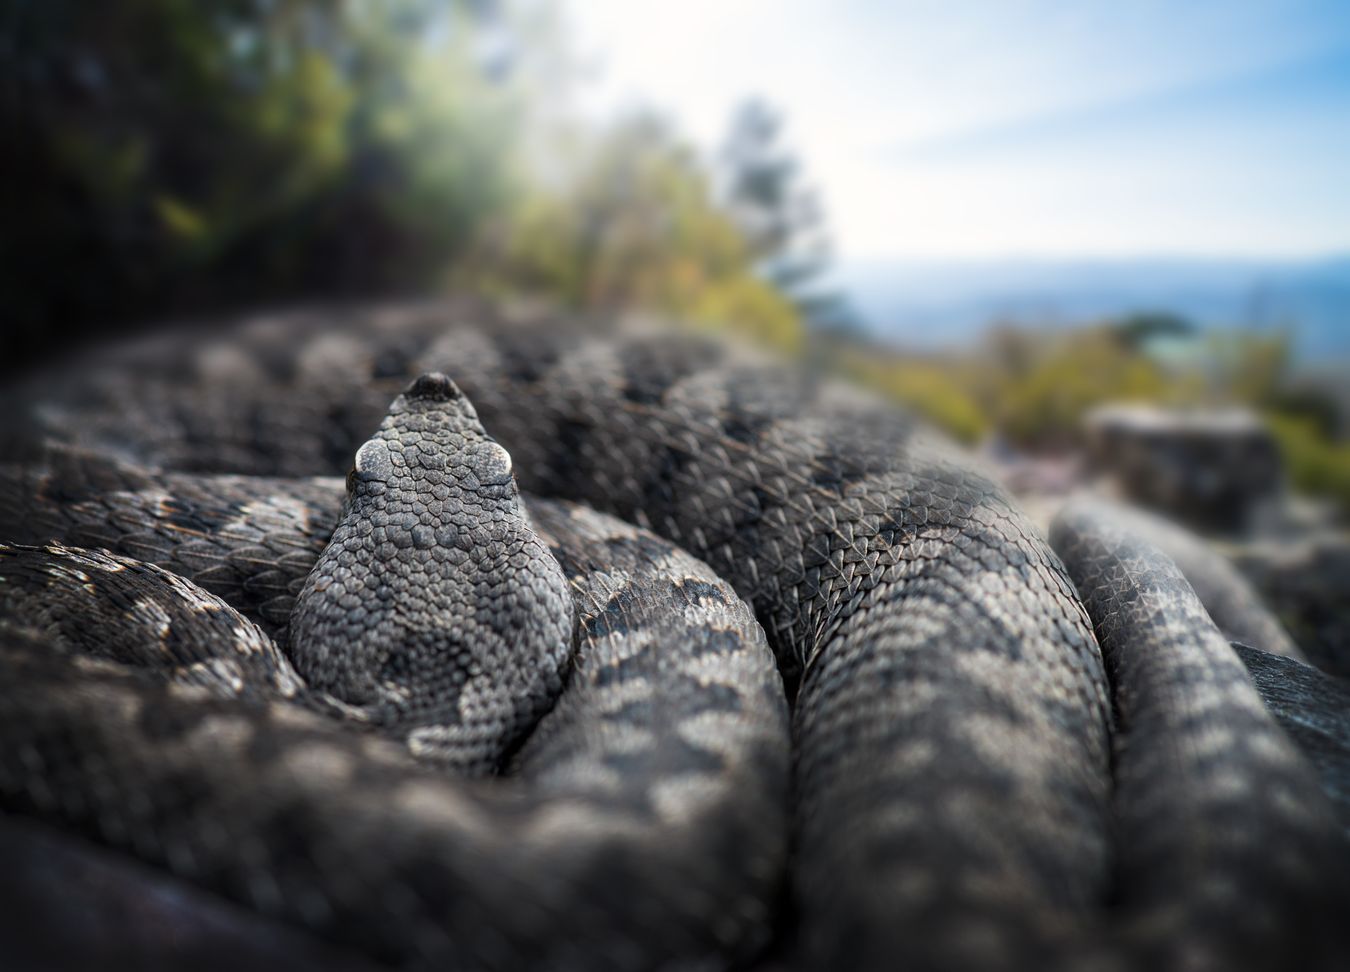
[837,256,1350,362]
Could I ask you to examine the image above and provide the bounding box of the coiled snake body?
[0,302,1345,970]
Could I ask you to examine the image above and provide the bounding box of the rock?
[1084,404,1281,532]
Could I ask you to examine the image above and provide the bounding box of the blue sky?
[568,0,1350,262]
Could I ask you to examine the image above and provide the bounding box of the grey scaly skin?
[2,376,578,775]
[389,320,1117,970]
[1,304,1347,969]
[0,376,791,970]
[0,445,342,639]
[1073,498,1304,662]
[1050,499,1349,971]
[289,373,574,773]
[4,465,1347,970]
[3,312,1117,968]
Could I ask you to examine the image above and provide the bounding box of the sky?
[566,0,1350,263]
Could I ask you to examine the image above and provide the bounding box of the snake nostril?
[406,373,461,402]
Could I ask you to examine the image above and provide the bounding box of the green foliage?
[3,0,811,364]
[12,0,1339,520]
[838,352,987,444]
[1184,330,1290,408]
[1112,311,1195,350]
[464,112,804,353]
[838,318,1349,515]
[834,324,1174,449]
[3,0,531,358]
[984,327,1170,448]
[1265,386,1342,440]
[1266,415,1350,515]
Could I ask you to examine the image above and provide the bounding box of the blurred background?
[3,1,1348,658]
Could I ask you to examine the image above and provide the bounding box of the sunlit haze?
[570,0,1350,262]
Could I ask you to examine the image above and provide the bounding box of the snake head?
[343,373,514,499]
[293,372,575,774]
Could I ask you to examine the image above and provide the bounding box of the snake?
[0,301,1345,970]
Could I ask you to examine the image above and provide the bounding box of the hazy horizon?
[834,252,1350,360]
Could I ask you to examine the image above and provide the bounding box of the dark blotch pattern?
[0,305,1344,971]
[1051,499,1350,970]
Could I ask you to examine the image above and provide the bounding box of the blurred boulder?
[1084,404,1281,532]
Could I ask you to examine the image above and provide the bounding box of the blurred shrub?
[836,351,987,444]
[1113,311,1195,349]
[462,112,804,354]
[981,326,1169,449]
[1267,415,1350,515]
[1202,330,1290,406]
[835,316,1350,527]
[833,324,1173,449]
[1266,385,1343,440]
[837,316,1350,514]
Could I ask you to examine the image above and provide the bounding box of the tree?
[465,111,805,352]
[1,0,529,363]
[716,99,854,332]
[1113,312,1196,350]
[1,2,823,365]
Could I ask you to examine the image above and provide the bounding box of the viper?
[0,301,1344,970]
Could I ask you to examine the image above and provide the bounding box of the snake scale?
[0,300,1346,971]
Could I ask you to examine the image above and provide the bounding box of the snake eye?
[353,439,392,483]
[471,441,513,486]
